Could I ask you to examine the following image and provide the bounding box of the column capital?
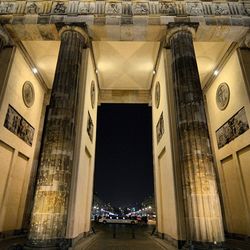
[237,31,250,49]
[0,25,9,48]
[165,22,199,48]
[243,32,250,48]
[57,23,89,46]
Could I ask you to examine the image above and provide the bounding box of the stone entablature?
[0,1,249,19]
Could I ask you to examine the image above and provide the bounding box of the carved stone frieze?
[78,2,95,14]
[52,2,68,14]
[122,2,132,15]
[159,2,176,15]
[0,24,9,48]
[26,2,39,14]
[132,2,149,15]
[105,2,122,15]
[186,2,203,16]
[0,1,249,18]
[0,2,16,14]
[242,2,250,15]
[212,3,230,16]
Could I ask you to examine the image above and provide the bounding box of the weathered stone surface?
[0,25,9,49]
[168,25,224,242]
[121,16,133,25]
[0,1,249,22]
[27,25,87,248]
[105,16,121,25]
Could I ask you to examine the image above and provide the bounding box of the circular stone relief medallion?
[155,81,160,109]
[22,81,35,108]
[216,82,230,111]
[90,80,96,109]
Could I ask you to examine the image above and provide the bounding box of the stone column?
[166,24,224,243]
[0,25,9,50]
[27,25,88,249]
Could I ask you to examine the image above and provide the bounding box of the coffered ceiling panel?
[92,41,160,90]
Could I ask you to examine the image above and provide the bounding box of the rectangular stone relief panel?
[52,2,68,14]
[4,105,35,146]
[87,111,94,142]
[2,152,29,231]
[105,2,122,15]
[157,147,167,232]
[156,112,164,144]
[0,141,14,223]
[78,2,95,14]
[132,2,149,15]
[216,107,249,149]
[237,145,250,212]
[221,155,248,234]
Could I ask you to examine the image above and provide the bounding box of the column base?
[24,238,70,250]
[156,233,225,249]
[182,240,224,250]
[225,232,250,241]
[70,230,93,247]
[156,232,186,249]
[24,230,94,250]
[0,229,27,239]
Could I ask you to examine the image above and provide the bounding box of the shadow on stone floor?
[0,228,250,250]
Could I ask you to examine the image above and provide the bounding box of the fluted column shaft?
[28,27,87,248]
[168,27,224,242]
[0,38,4,50]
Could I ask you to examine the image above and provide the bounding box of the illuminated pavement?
[73,223,250,250]
[1,224,250,250]
[74,223,171,250]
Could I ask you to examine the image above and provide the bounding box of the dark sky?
[94,104,154,208]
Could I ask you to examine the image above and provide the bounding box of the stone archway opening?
[0,16,250,249]
[93,103,155,221]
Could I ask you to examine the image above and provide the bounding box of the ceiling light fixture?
[153,70,156,75]
[214,70,219,76]
[95,69,98,74]
[32,67,38,74]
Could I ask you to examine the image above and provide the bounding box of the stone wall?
[0,48,46,234]
[66,49,99,240]
[205,50,250,236]
[152,49,185,244]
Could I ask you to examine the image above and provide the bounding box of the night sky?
[94,104,154,208]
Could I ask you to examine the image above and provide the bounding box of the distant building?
[92,194,114,218]
[141,196,156,218]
